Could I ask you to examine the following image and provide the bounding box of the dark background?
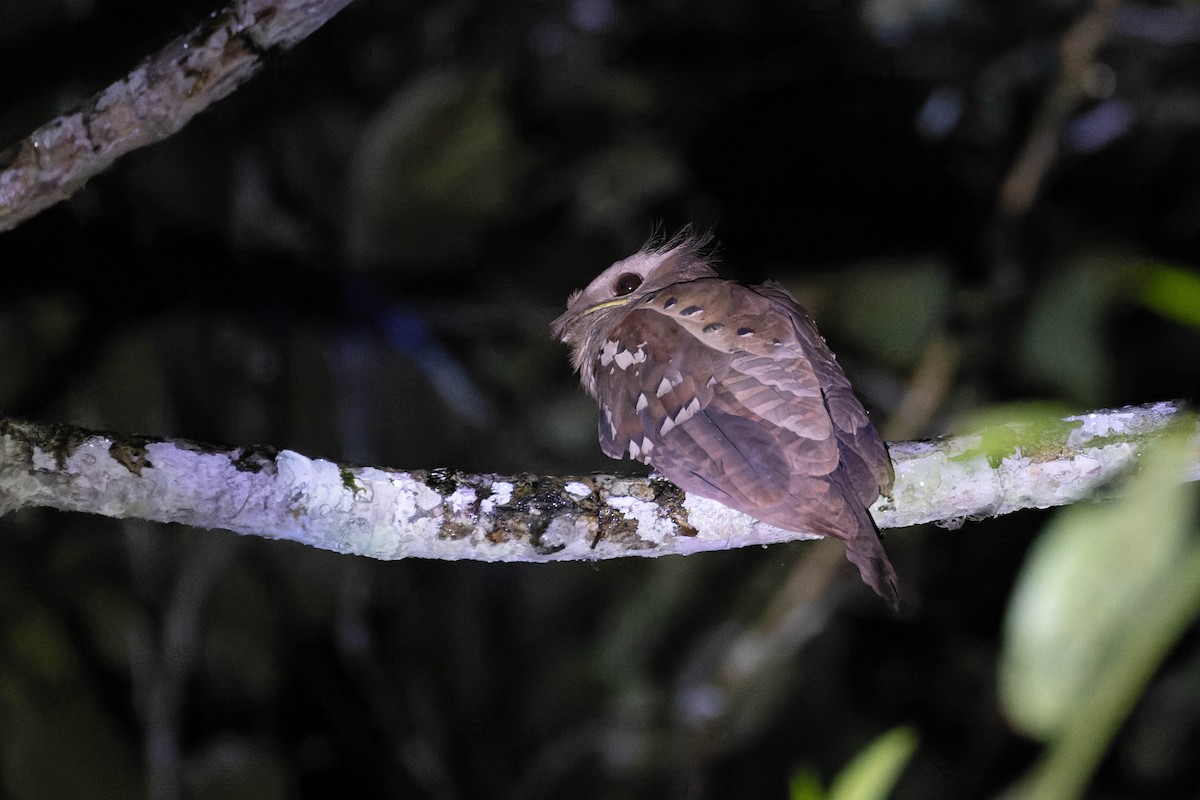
[1,0,1199,797]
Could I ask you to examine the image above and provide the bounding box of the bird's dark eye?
[614,273,643,296]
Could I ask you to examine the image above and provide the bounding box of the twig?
[998,0,1123,217]
[0,402,1194,561]
[882,332,961,441]
[0,0,355,232]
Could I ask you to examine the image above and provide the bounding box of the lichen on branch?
[0,402,1194,562]
[0,0,354,232]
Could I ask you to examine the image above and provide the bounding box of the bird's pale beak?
[580,296,636,316]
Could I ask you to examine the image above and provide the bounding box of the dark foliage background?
[1,0,1199,798]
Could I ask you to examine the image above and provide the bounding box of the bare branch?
[0,402,1195,561]
[0,0,355,232]
[998,0,1122,217]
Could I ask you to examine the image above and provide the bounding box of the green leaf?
[998,430,1200,800]
[1135,262,1200,329]
[826,727,918,800]
[789,768,827,800]
[346,69,533,266]
[832,259,951,369]
[1019,257,1129,404]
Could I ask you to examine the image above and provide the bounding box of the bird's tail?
[842,498,900,610]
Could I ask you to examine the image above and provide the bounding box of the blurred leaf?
[828,727,918,800]
[0,293,85,410]
[998,430,1200,800]
[1134,262,1200,329]
[202,564,281,704]
[186,737,289,800]
[832,260,951,368]
[790,727,918,800]
[1019,256,1130,403]
[950,402,1078,468]
[346,69,533,267]
[569,139,685,235]
[0,591,140,799]
[790,768,826,800]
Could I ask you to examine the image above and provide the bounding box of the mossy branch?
[0,402,1194,561]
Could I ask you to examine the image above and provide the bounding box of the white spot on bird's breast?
[599,339,619,366]
[613,346,647,370]
[635,393,648,413]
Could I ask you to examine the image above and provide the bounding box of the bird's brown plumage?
[553,232,898,606]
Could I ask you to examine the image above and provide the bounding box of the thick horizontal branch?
[0,0,354,232]
[0,402,1195,561]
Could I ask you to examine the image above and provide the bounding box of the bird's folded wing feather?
[590,306,723,462]
[591,279,862,512]
[753,281,895,499]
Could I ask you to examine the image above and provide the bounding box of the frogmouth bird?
[552,232,898,606]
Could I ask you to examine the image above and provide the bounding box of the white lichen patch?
[1065,401,1181,446]
[888,448,949,510]
[1072,454,1102,476]
[1066,410,1133,444]
[447,486,478,513]
[280,451,349,516]
[30,447,60,473]
[670,494,824,554]
[606,494,668,544]
[536,516,577,553]
[480,481,513,514]
[414,483,443,512]
[62,437,115,474]
[680,494,741,538]
[564,481,592,498]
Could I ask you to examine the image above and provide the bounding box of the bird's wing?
[590,278,898,605]
[589,305,722,460]
[751,281,894,501]
[590,280,841,510]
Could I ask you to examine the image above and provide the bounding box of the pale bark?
[0,0,355,232]
[0,402,1193,561]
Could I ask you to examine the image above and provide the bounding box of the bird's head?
[552,230,718,351]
